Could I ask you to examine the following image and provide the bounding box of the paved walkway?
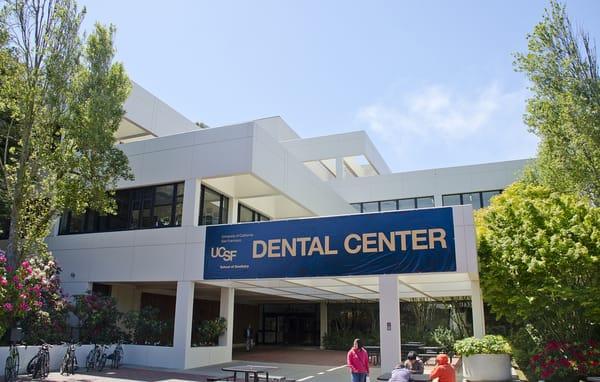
[233,346,347,366]
[11,347,472,382]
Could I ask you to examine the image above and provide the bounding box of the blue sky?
[79,1,600,172]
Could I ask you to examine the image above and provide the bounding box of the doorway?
[259,304,320,346]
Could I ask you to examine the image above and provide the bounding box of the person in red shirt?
[429,354,455,382]
[347,338,370,382]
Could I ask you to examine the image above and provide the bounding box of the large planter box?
[462,354,512,381]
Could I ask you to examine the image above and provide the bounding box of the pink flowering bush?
[529,340,600,381]
[19,253,70,343]
[72,293,124,344]
[0,250,69,342]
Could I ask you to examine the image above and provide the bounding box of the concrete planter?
[462,354,512,381]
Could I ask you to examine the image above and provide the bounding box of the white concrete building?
[46,82,530,371]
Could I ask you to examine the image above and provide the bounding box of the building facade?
[45,82,529,370]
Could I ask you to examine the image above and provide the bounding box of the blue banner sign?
[203,207,456,279]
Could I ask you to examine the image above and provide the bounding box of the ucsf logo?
[211,247,237,262]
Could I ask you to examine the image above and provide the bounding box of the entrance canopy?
[200,272,474,302]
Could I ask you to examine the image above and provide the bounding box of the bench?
[206,375,235,381]
[257,376,286,382]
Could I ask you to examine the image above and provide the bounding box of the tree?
[476,182,600,344]
[0,0,132,268]
[514,0,600,204]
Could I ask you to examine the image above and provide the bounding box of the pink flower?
[3,303,13,311]
[0,254,6,263]
[19,301,30,312]
[21,260,30,268]
[0,277,6,286]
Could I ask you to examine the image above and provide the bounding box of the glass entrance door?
[259,304,320,346]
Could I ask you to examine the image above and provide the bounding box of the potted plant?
[197,317,227,346]
[454,335,512,381]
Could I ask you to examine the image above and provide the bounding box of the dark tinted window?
[442,190,503,210]
[352,196,435,213]
[199,185,229,225]
[416,196,435,208]
[238,203,270,223]
[59,182,185,235]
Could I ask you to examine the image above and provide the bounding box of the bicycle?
[60,342,79,375]
[107,342,124,369]
[4,342,20,382]
[26,342,51,380]
[85,344,109,372]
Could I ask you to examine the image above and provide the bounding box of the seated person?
[429,354,455,382]
[404,351,424,374]
[389,363,412,382]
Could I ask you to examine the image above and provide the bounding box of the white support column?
[230,198,239,224]
[471,280,486,338]
[336,157,344,178]
[182,178,202,227]
[379,275,401,374]
[434,193,443,207]
[173,281,195,369]
[320,301,328,349]
[219,287,235,358]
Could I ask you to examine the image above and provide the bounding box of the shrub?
[0,251,69,342]
[432,326,457,355]
[72,293,123,344]
[454,335,512,357]
[322,330,379,351]
[196,317,227,346]
[529,340,600,381]
[123,306,168,345]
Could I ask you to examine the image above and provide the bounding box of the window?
[351,196,435,213]
[199,185,229,225]
[442,190,503,210]
[462,193,481,209]
[238,203,270,223]
[482,190,501,207]
[379,200,397,212]
[397,198,416,210]
[442,194,461,206]
[362,202,379,213]
[416,197,434,208]
[92,283,112,297]
[59,182,185,235]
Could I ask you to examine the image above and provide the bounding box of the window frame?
[351,196,434,213]
[237,203,270,223]
[441,190,503,210]
[58,181,185,235]
[198,185,230,226]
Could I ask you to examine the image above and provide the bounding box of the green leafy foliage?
[0,0,132,268]
[322,330,379,351]
[123,306,168,346]
[432,326,457,355]
[195,317,227,346]
[514,0,600,204]
[453,335,512,357]
[476,182,600,344]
